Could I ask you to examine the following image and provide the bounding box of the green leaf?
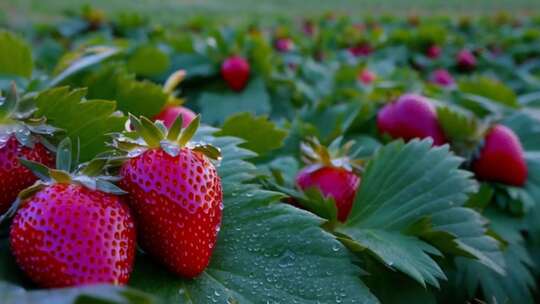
[49,46,120,87]
[198,77,271,125]
[0,30,32,78]
[436,106,478,142]
[19,159,51,181]
[336,139,500,287]
[127,45,170,77]
[503,111,540,151]
[85,65,168,117]
[458,77,519,109]
[177,115,200,147]
[216,112,288,156]
[34,87,125,162]
[129,128,378,303]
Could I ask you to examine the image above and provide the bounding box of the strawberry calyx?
[300,137,364,175]
[0,83,60,149]
[0,137,124,223]
[113,114,221,161]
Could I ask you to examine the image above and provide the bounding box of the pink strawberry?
[358,69,376,85]
[377,93,447,145]
[297,166,359,222]
[472,124,527,186]
[275,38,294,52]
[221,56,250,92]
[431,69,455,87]
[8,139,135,288]
[456,49,477,71]
[116,115,222,278]
[426,44,441,59]
[154,105,196,129]
[294,138,362,222]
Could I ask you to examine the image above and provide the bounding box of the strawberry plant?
[1,9,540,304]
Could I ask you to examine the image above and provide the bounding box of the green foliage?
[198,77,271,125]
[34,87,125,162]
[458,77,519,110]
[84,65,168,117]
[337,139,502,287]
[127,45,170,77]
[216,112,288,156]
[0,30,33,78]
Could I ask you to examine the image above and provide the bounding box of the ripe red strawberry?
[154,105,196,129]
[8,138,135,288]
[115,115,222,278]
[0,136,54,214]
[456,49,477,71]
[426,44,441,59]
[221,56,250,92]
[472,124,528,186]
[0,85,56,214]
[377,93,447,146]
[358,69,376,85]
[294,138,362,222]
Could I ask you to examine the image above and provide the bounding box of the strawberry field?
[1,6,540,304]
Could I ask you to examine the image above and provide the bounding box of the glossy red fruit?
[154,105,196,129]
[377,94,447,145]
[0,136,54,214]
[472,125,528,186]
[119,148,222,278]
[426,44,441,59]
[10,184,136,288]
[456,49,477,71]
[431,69,455,87]
[358,69,376,85]
[221,56,250,92]
[348,43,372,57]
[275,38,294,52]
[296,166,360,222]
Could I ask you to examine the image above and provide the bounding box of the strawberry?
[221,56,250,92]
[426,44,441,59]
[358,69,376,85]
[456,49,477,71]
[114,115,222,278]
[0,85,56,214]
[377,93,447,145]
[275,38,294,52]
[154,105,196,129]
[430,69,455,87]
[472,124,528,186]
[295,138,362,222]
[7,138,135,288]
[348,43,372,57]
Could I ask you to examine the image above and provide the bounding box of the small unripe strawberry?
[456,49,477,71]
[377,93,447,145]
[472,124,527,186]
[358,69,376,85]
[221,56,250,92]
[430,69,455,87]
[154,105,196,129]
